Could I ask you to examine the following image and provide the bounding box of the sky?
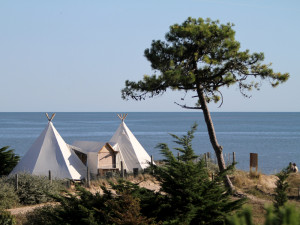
[0,0,299,112]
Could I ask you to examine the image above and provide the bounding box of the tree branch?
[174,102,202,109]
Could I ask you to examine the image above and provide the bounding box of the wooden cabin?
[71,141,120,176]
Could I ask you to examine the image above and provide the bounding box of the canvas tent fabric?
[72,141,127,174]
[10,122,87,180]
[109,121,151,171]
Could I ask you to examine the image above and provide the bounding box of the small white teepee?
[109,114,152,171]
[10,113,87,180]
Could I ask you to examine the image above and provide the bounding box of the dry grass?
[230,170,300,224]
[231,170,277,198]
[87,173,160,194]
[286,173,300,197]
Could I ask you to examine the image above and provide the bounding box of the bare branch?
[216,90,224,108]
[174,102,202,110]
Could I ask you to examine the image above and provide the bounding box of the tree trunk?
[197,87,234,191]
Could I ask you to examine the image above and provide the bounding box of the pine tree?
[151,123,245,225]
[274,167,290,211]
[122,17,289,191]
[0,146,20,175]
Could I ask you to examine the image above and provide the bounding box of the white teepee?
[10,114,87,179]
[109,114,152,171]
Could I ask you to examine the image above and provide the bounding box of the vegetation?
[0,146,20,176]
[0,173,65,206]
[226,205,300,225]
[274,167,290,211]
[0,210,16,225]
[23,124,245,225]
[104,192,156,225]
[0,178,19,210]
[24,183,157,225]
[150,123,245,224]
[11,173,65,205]
[122,17,289,190]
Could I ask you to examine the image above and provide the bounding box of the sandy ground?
[7,203,57,215]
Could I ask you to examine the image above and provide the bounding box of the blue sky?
[0,0,299,112]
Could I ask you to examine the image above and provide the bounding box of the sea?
[0,112,299,175]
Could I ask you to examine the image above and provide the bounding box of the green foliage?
[0,210,16,225]
[36,182,158,225]
[6,173,65,205]
[0,146,20,176]
[122,17,289,103]
[150,124,245,225]
[0,178,19,209]
[105,192,156,225]
[27,185,112,225]
[24,205,59,225]
[274,167,290,211]
[227,205,300,225]
[226,207,254,225]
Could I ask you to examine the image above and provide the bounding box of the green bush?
[0,146,20,176]
[226,205,300,225]
[6,173,65,205]
[149,123,245,225]
[0,210,16,225]
[0,178,19,209]
[274,167,290,211]
[25,183,157,225]
[24,205,59,225]
[27,185,112,225]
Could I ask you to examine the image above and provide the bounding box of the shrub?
[0,210,16,225]
[108,179,162,222]
[226,205,300,225]
[0,178,19,209]
[6,173,65,205]
[274,167,290,211]
[0,146,20,176]
[105,192,156,225]
[24,205,59,225]
[149,123,246,225]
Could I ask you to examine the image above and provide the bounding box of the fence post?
[207,152,210,159]
[66,180,71,189]
[204,153,208,170]
[150,155,154,175]
[15,174,18,190]
[233,152,236,167]
[250,153,258,173]
[121,161,124,178]
[177,152,180,161]
[49,170,52,184]
[133,168,138,178]
[86,167,90,188]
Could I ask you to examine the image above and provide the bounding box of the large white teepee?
[10,114,87,179]
[109,114,152,171]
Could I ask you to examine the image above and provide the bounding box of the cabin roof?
[72,141,118,154]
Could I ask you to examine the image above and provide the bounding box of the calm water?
[0,112,299,174]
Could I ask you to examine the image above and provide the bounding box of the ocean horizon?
[0,112,299,174]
